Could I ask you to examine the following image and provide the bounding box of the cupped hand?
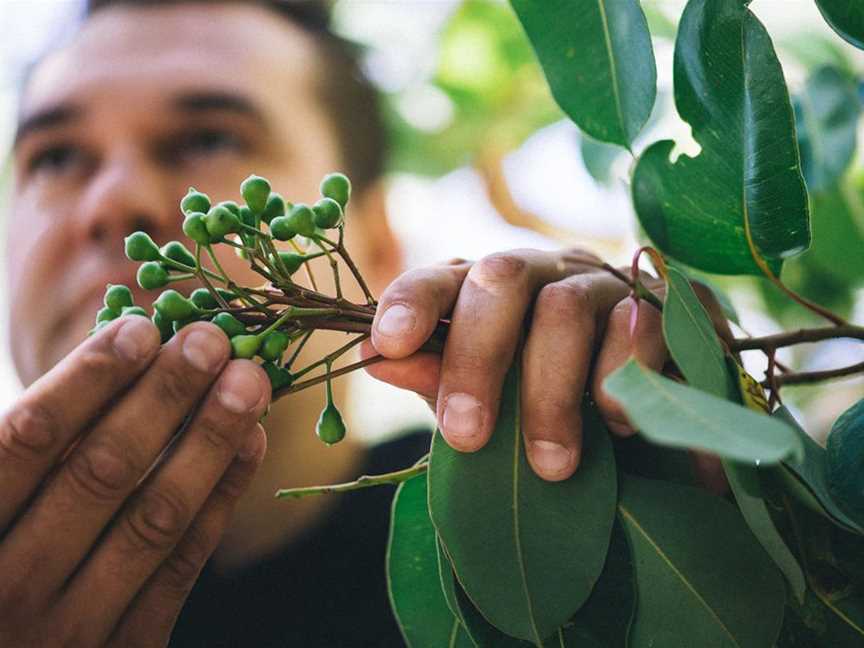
[362,248,730,487]
[0,317,270,647]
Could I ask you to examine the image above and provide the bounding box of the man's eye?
[173,129,246,160]
[27,144,82,175]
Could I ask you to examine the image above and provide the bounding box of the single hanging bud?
[104,284,134,312]
[230,334,261,359]
[137,262,170,290]
[204,204,240,240]
[241,174,271,213]
[269,215,297,241]
[316,371,346,445]
[124,231,161,262]
[153,289,197,322]
[212,312,246,338]
[276,252,308,275]
[183,212,212,245]
[320,172,351,209]
[160,241,197,268]
[181,187,210,215]
[285,203,317,238]
[190,288,219,310]
[312,197,343,229]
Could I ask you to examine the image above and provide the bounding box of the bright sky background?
[0,0,862,440]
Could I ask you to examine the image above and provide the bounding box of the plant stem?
[275,461,428,499]
[285,329,314,370]
[274,354,384,398]
[290,333,370,381]
[731,325,864,351]
[194,244,230,309]
[766,361,864,387]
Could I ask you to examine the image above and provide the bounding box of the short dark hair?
[85,0,386,193]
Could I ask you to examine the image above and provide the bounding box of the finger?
[592,293,668,436]
[0,316,160,530]
[360,340,440,406]
[106,425,266,648]
[521,273,630,481]
[0,322,230,602]
[436,250,584,452]
[57,362,269,647]
[371,259,471,360]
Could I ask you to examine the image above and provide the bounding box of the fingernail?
[238,429,265,461]
[377,304,416,337]
[442,393,483,440]
[183,329,227,373]
[114,317,157,362]
[219,364,264,414]
[530,440,574,478]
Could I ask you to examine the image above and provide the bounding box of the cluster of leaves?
[386,1,864,646]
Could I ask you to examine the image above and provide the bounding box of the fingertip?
[238,424,267,462]
[372,302,420,359]
[438,392,490,453]
[527,439,578,481]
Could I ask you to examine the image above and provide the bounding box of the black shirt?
[170,429,433,648]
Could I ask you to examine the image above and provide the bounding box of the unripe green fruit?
[219,201,241,217]
[96,306,118,324]
[121,306,148,318]
[320,172,351,208]
[269,216,297,241]
[230,334,261,359]
[261,193,287,224]
[183,213,211,245]
[104,284,134,312]
[173,317,198,333]
[125,231,161,262]
[205,205,240,240]
[286,203,317,238]
[212,312,246,338]
[260,330,290,362]
[241,175,271,213]
[160,241,196,268]
[181,187,210,215]
[827,399,864,521]
[316,403,346,445]
[152,310,173,343]
[190,288,219,310]
[239,206,255,228]
[262,362,293,391]
[313,197,343,229]
[137,262,170,290]
[153,289,197,322]
[277,252,307,275]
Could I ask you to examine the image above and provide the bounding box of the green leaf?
[826,398,864,524]
[618,475,786,647]
[773,406,864,534]
[632,0,810,276]
[509,0,656,148]
[795,66,861,192]
[604,359,803,463]
[387,472,470,648]
[815,0,864,49]
[428,362,617,643]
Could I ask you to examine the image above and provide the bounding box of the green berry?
[286,203,317,238]
[828,399,864,521]
[160,241,196,268]
[316,403,346,445]
[205,205,240,240]
[320,173,351,208]
[219,201,241,217]
[230,334,261,359]
[190,288,219,310]
[269,216,297,241]
[121,305,148,318]
[313,197,343,229]
[212,312,246,338]
[262,362,293,391]
[124,231,161,262]
[277,252,307,276]
[239,205,255,228]
[96,306,118,324]
[152,310,173,343]
[181,187,210,215]
[260,330,290,362]
[241,175,271,213]
[261,193,287,224]
[153,289,197,322]
[137,262,170,290]
[104,284,134,312]
[183,213,211,245]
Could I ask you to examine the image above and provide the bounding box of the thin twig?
[731,326,864,351]
[275,461,428,499]
[765,361,864,387]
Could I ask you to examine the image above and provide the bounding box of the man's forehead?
[21,2,319,116]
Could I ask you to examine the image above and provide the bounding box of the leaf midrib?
[667,273,727,387]
[596,0,627,145]
[617,503,741,646]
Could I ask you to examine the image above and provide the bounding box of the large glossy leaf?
[618,475,786,647]
[632,0,810,276]
[816,0,864,49]
[387,473,471,648]
[604,360,803,463]
[428,363,617,643]
[773,406,864,534]
[795,66,861,192]
[509,0,656,148]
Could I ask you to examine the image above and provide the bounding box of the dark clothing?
[170,429,433,648]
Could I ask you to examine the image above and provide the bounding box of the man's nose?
[74,150,176,250]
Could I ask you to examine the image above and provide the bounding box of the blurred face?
[8,3,357,386]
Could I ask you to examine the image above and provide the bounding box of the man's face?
[9,3,344,386]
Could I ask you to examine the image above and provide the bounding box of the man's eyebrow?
[13,103,82,148]
[171,91,268,127]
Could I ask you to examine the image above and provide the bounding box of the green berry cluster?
[92,173,361,446]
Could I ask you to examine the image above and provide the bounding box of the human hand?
[0,317,270,647]
[362,248,730,489]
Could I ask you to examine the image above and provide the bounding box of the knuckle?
[197,413,239,453]
[446,347,489,374]
[77,346,121,376]
[159,526,211,596]
[153,364,197,406]
[470,253,528,290]
[64,440,137,502]
[214,464,252,500]
[0,401,59,461]
[123,487,189,554]
[536,280,594,319]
